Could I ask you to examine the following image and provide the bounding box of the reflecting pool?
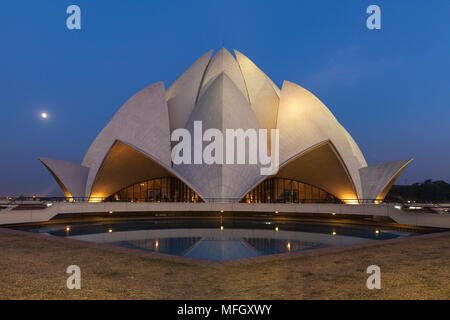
[28,219,415,262]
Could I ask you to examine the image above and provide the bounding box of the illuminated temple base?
[104,177,341,204]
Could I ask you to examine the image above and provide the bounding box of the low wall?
[0,202,449,229]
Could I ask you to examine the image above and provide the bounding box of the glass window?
[105,177,203,203]
[241,178,338,204]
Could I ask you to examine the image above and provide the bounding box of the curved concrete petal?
[89,140,206,201]
[166,50,213,133]
[239,140,359,202]
[275,141,358,201]
[234,50,279,133]
[267,77,281,98]
[174,73,262,201]
[89,140,173,200]
[39,158,89,198]
[197,48,249,103]
[342,127,367,169]
[359,159,413,202]
[276,80,367,199]
[82,81,172,197]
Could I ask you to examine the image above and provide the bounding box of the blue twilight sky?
[0,0,449,196]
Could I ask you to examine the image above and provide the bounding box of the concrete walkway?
[0,202,449,228]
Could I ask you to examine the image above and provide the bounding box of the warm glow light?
[331,212,336,216]
[65,226,70,232]
[332,231,336,236]
[220,225,224,230]
[275,211,279,214]
[88,196,104,203]
[108,210,113,214]
[287,242,291,251]
[108,228,112,233]
[40,112,48,119]
[220,210,224,213]
[375,230,380,235]
[155,240,159,248]
[275,227,279,232]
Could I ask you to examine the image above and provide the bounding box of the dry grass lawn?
[0,228,449,299]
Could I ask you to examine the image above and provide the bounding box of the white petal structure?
[275,81,368,201]
[88,140,173,201]
[81,81,172,199]
[39,158,89,198]
[173,73,262,201]
[234,50,279,140]
[87,140,204,201]
[40,48,412,204]
[359,159,413,202]
[198,48,249,103]
[273,141,361,203]
[167,50,213,133]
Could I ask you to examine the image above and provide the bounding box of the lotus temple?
[1,48,448,250]
[38,48,412,206]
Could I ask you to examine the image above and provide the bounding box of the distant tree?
[386,179,450,202]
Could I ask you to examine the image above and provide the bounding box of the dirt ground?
[0,228,449,299]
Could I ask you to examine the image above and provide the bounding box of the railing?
[1,196,449,205]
